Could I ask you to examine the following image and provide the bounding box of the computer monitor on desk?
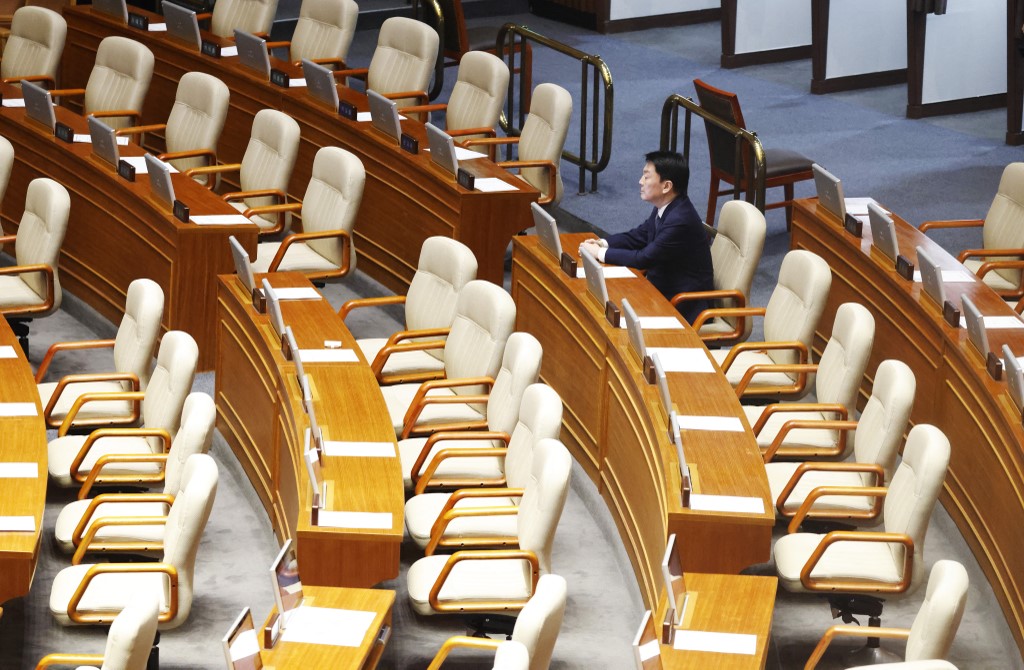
[868,202,898,262]
[962,295,989,358]
[622,298,645,362]
[916,246,945,308]
[1003,344,1024,412]
[222,608,262,670]
[88,116,120,168]
[235,30,271,79]
[425,123,458,176]
[163,1,202,51]
[532,202,562,261]
[146,154,176,209]
[269,539,303,630]
[302,59,339,110]
[22,80,56,132]
[229,235,256,294]
[812,163,845,223]
[94,0,128,23]
[579,246,609,310]
[367,89,401,141]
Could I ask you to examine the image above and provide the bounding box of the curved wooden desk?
[0,318,47,607]
[215,272,404,588]
[791,198,1024,660]
[510,234,773,609]
[0,83,257,370]
[62,7,539,292]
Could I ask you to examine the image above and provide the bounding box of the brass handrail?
[495,23,613,195]
[660,93,767,214]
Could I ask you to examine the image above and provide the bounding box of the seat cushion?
[398,435,504,489]
[406,553,534,616]
[763,148,814,179]
[697,317,737,337]
[38,380,135,425]
[964,258,1019,292]
[380,383,486,436]
[742,405,839,452]
[405,492,518,548]
[0,274,45,309]
[252,241,338,275]
[765,462,876,517]
[54,499,169,553]
[711,349,796,390]
[774,532,902,594]
[50,563,169,626]
[229,200,276,230]
[358,337,446,380]
[47,435,161,487]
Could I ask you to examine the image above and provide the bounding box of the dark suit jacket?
[605,195,714,324]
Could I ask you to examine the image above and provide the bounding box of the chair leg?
[8,319,30,356]
[147,630,160,670]
[706,179,720,226]
[466,613,518,639]
[784,183,795,231]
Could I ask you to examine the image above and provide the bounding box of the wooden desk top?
[0,320,47,605]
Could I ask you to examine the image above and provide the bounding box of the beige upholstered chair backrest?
[163,392,216,495]
[405,236,478,362]
[291,0,358,65]
[301,146,364,269]
[512,573,567,670]
[517,439,571,575]
[113,278,164,391]
[981,162,1024,286]
[1,6,66,83]
[100,593,160,670]
[503,383,563,490]
[442,279,516,393]
[519,83,572,206]
[815,302,874,411]
[492,641,531,670]
[905,560,969,662]
[763,249,832,369]
[711,200,766,338]
[0,135,13,212]
[161,453,218,629]
[84,37,154,129]
[164,72,230,174]
[142,331,198,449]
[883,424,950,596]
[367,17,438,107]
[485,332,543,433]
[210,0,279,38]
[16,177,69,313]
[852,359,916,484]
[240,109,300,228]
[445,50,509,138]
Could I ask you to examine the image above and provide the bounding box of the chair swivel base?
[466,613,517,639]
[6,317,31,356]
[828,594,902,666]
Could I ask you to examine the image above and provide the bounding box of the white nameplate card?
[0,345,17,359]
[289,78,307,88]
[220,46,239,57]
[618,316,684,330]
[280,606,376,647]
[355,111,406,122]
[0,516,35,532]
[298,349,358,364]
[473,177,518,193]
[148,22,167,31]
[0,462,38,478]
[676,415,744,432]
[426,146,487,161]
[323,441,395,458]
[646,347,715,374]
[229,629,260,661]
[673,630,756,655]
[576,266,636,280]
[73,135,130,145]
[1,99,25,108]
[689,494,764,515]
[317,511,393,529]
[843,198,883,217]
[119,155,179,174]
[912,269,973,283]
[268,287,321,301]
[189,214,251,226]
[638,639,660,661]
[959,315,1024,330]
[0,402,38,417]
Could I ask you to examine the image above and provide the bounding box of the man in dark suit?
[580,150,714,323]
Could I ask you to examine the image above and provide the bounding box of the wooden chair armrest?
[428,549,539,613]
[958,247,1024,262]
[764,419,859,462]
[425,491,524,556]
[401,378,495,439]
[338,295,406,320]
[0,263,54,317]
[918,218,983,233]
[804,624,911,670]
[242,202,302,218]
[43,372,140,427]
[400,103,447,115]
[195,11,211,20]
[264,40,289,50]
[308,57,346,69]
[78,453,170,500]
[788,487,887,534]
[72,516,168,564]
[799,528,913,595]
[36,339,116,381]
[751,399,836,434]
[114,123,166,137]
[89,110,142,124]
[497,159,557,204]
[720,340,808,379]
[776,462,884,518]
[415,446,511,495]
[73,492,174,547]
[410,431,511,489]
[48,88,86,98]
[461,137,519,147]
[692,306,765,333]
[158,148,216,164]
[268,229,351,277]
[332,67,368,80]
[4,74,54,87]
[736,361,817,398]
[69,563,178,624]
[450,127,496,140]
[183,162,241,180]
[59,391,146,436]
[35,653,107,669]
[427,636,502,670]
[226,188,286,203]
[0,234,16,245]
[371,328,451,382]
[382,90,429,106]
[70,427,172,484]
[672,288,746,307]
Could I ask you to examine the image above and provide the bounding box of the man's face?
[639,162,671,205]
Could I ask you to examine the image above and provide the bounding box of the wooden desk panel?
[511,234,773,609]
[216,273,403,588]
[792,198,1024,660]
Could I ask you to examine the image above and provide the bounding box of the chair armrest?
[35,653,107,669]
[450,127,496,140]
[675,289,747,342]
[958,247,1024,262]
[89,109,142,125]
[72,492,172,549]
[692,305,765,333]
[4,74,55,88]
[36,339,116,382]
[48,88,86,98]
[195,11,211,20]
[764,419,858,462]
[735,360,817,398]
[58,391,146,436]
[158,148,216,165]
[401,377,495,439]
[69,427,172,484]
[332,67,368,81]
[225,188,287,203]
[381,90,429,106]
[0,263,55,317]
[804,624,911,670]
[370,328,451,383]
[268,229,352,278]
[428,549,539,613]
[72,516,168,564]
[264,40,289,50]
[461,136,519,161]
[425,488,524,555]
[776,462,884,518]
[0,234,16,245]
[427,636,502,670]
[918,218,983,233]
[77,453,170,500]
[114,123,166,138]
[798,527,913,595]
[410,430,511,490]
[308,57,346,69]
[183,162,241,186]
[751,399,836,435]
[497,159,557,205]
[42,372,140,428]
[68,563,178,624]
[242,202,302,219]
[338,295,405,321]
[720,340,808,376]
[415,445,512,495]
[400,103,447,115]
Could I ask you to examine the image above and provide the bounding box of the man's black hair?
[644,150,689,196]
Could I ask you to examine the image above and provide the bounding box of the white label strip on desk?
[0,402,38,417]
[618,316,684,330]
[843,197,883,217]
[912,269,974,283]
[425,146,487,161]
[280,606,376,647]
[676,415,745,433]
[473,177,518,193]
[0,462,38,478]
[0,516,35,532]
[148,22,167,31]
[72,134,130,146]
[220,46,239,57]
[297,349,358,363]
[0,345,17,359]
[229,629,260,661]
[269,287,322,301]
[289,78,307,88]
[958,315,1024,330]
[645,347,715,374]
[576,266,637,280]
[119,156,179,174]
[638,639,660,661]
[355,111,407,123]
[322,441,395,458]
[688,494,765,515]
[1,99,25,108]
[317,510,393,530]
[189,214,252,226]
[673,630,757,655]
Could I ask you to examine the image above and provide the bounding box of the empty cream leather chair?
[35,592,159,670]
[0,134,12,217]
[250,146,363,282]
[766,359,916,522]
[185,108,300,235]
[340,236,478,383]
[464,83,572,206]
[203,0,278,38]
[36,278,164,430]
[46,331,199,488]
[50,36,153,129]
[748,302,875,461]
[266,0,357,68]
[49,453,218,629]
[378,280,517,438]
[53,393,215,555]
[920,163,1024,299]
[805,561,968,670]
[1,6,66,87]
[709,249,832,400]
[427,573,567,670]
[406,439,571,616]
[679,199,766,345]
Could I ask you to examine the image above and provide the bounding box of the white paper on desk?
[843,198,882,216]
[148,22,167,31]
[618,316,684,330]
[576,266,636,280]
[474,177,518,193]
[120,155,179,174]
[317,511,393,529]
[957,315,1024,330]
[676,415,744,433]
[189,214,252,226]
[355,111,406,122]
[229,629,260,661]
[220,46,239,57]
[0,516,35,532]
[289,78,307,88]
[270,287,322,301]
[0,462,38,478]
[0,345,17,359]
[323,441,395,458]
[0,402,37,417]
[912,269,974,283]
[673,630,757,655]
[73,134,130,146]
[645,347,715,374]
[298,348,358,363]
[689,494,765,515]
[638,639,660,661]
[1,99,25,108]
[281,605,376,647]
